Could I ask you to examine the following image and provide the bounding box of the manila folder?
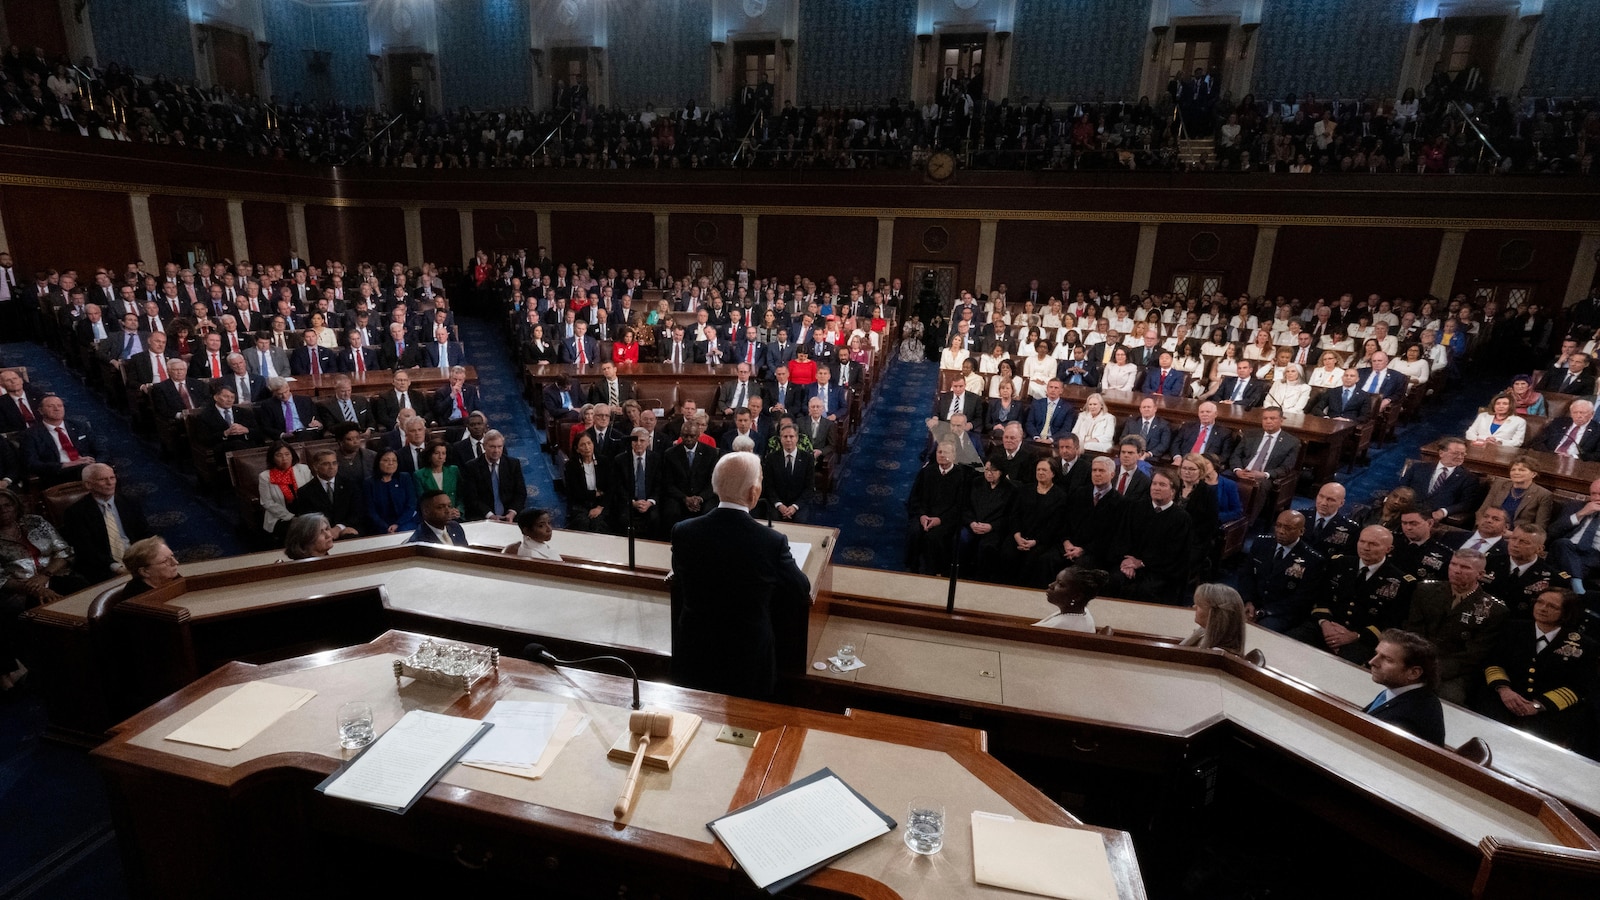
[970,812,1118,900]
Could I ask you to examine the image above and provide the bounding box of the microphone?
[523,642,642,710]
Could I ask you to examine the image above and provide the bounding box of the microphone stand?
[626,506,637,570]
[524,643,642,710]
[946,525,961,615]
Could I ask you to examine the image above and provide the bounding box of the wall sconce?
[257,41,272,69]
[368,54,383,83]
[994,31,1010,63]
[529,47,543,77]
[1150,25,1169,62]
[1415,17,1440,56]
[1515,14,1542,54]
[780,38,794,70]
[1239,22,1260,59]
[917,34,933,67]
[711,41,726,73]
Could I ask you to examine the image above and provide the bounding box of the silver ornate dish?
[393,639,499,693]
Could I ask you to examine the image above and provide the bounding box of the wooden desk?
[286,365,475,399]
[1059,385,1355,483]
[93,631,1145,900]
[524,362,741,413]
[1421,439,1600,496]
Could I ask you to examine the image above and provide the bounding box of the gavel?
[613,710,673,819]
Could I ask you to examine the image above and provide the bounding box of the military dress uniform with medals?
[1394,537,1453,582]
[1476,625,1592,747]
[1307,513,1359,558]
[1480,556,1570,618]
[1242,540,1325,633]
[1296,554,1417,663]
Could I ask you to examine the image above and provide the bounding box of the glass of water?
[904,797,944,855]
[337,701,375,750]
[831,642,857,672]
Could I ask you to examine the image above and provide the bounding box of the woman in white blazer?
[1072,393,1118,452]
[257,441,313,536]
[1464,393,1526,447]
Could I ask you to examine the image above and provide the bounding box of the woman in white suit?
[1464,393,1527,448]
[1071,393,1118,452]
[1264,365,1311,413]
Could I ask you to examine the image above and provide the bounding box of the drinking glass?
[904,797,944,855]
[831,642,857,672]
[337,701,376,749]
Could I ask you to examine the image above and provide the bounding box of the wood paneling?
[893,217,980,292]
[346,207,406,266]
[1150,223,1259,298]
[1451,230,1583,306]
[147,195,234,265]
[668,213,742,276]
[241,201,290,267]
[549,211,653,272]
[758,215,877,285]
[2,1,70,59]
[472,209,541,257]
[0,186,135,275]
[1266,226,1442,304]
[420,208,463,269]
[992,221,1142,298]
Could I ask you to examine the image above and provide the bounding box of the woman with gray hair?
[1182,583,1247,654]
[283,513,334,560]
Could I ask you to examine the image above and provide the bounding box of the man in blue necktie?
[1363,629,1446,745]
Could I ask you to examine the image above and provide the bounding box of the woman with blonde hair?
[1072,393,1118,452]
[1181,583,1247,653]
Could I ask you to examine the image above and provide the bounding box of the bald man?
[1291,525,1418,662]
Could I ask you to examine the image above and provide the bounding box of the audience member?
[1401,548,1505,703]
[515,508,559,561]
[365,449,420,535]
[1474,589,1592,748]
[1364,629,1446,745]
[283,513,335,560]
[1180,583,1246,654]
[1034,567,1111,632]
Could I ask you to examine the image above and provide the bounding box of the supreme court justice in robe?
[670,452,811,701]
[905,442,972,576]
[959,453,1016,582]
[999,456,1069,587]
[1107,470,1192,604]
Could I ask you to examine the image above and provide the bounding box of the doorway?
[2,0,70,59]
[1437,16,1505,97]
[939,33,986,101]
[733,40,776,124]
[387,52,432,115]
[203,26,256,96]
[687,254,727,285]
[170,241,218,271]
[909,263,959,321]
[549,46,590,112]
[1168,26,1227,87]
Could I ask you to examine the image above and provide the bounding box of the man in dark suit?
[1398,438,1479,521]
[22,396,101,485]
[560,320,600,366]
[217,352,270,405]
[1170,401,1236,464]
[193,384,264,465]
[541,376,586,426]
[1307,367,1374,421]
[1025,379,1076,444]
[694,326,733,366]
[1548,476,1600,593]
[430,367,482,433]
[612,426,664,537]
[61,463,153,584]
[423,335,468,369]
[797,398,835,461]
[1537,354,1595,396]
[1141,352,1185,396]
[764,365,804,418]
[906,442,972,575]
[661,414,719,527]
[258,377,323,439]
[670,452,811,701]
[762,424,815,523]
[289,330,336,377]
[933,375,983,426]
[804,366,848,422]
[335,329,381,376]
[450,413,491,466]
[1108,471,1192,604]
[372,370,429,430]
[150,358,211,421]
[1118,397,1173,461]
[460,431,527,522]
[763,332,796,373]
[381,322,425,369]
[124,330,176,390]
[1110,437,1153,502]
[316,377,376,431]
[585,406,628,462]
[0,369,47,431]
[1240,510,1325,633]
[291,450,364,537]
[731,327,766,374]
[1207,359,1268,410]
[716,363,763,415]
[1354,352,1408,411]
[1400,549,1507,704]
[1530,400,1600,461]
[1363,629,1447,745]
[1227,407,1303,482]
[585,361,636,408]
[409,489,470,544]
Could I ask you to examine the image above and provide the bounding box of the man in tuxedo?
[150,358,211,421]
[805,366,848,421]
[461,431,527,523]
[586,361,636,408]
[612,427,663,536]
[1025,379,1076,444]
[1207,359,1268,409]
[762,425,815,523]
[244,334,291,381]
[193,384,263,464]
[0,369,47,431]
[717,363,762,415]
[1354,352,1407,411]
[316,377,375,431]
[291,450,363,538]
[1171,401,1237,464]
[1398,438,1478,521]
[1240,510,1325,633]
[61,463,153,584]
[1531,400,1600,461]
[662,413,719,527]
[1119,397,1173,461]
[430,366,482,434]
[670,452,810,700]
[409,489,469,544]
[1141,351,1185,396]
[217,353,269,404]
[1362,630,1446,745]
[372,370,428,430]
[22,396,99,485]
[1228,407,1303,483]
[336,329,380,376]
[764,365,803,417]
[1538,353,1595,396]
[1109,471,1192,604]
[1307,367,1374,421]
[1400,550,1506,704]
[259,377,323,439]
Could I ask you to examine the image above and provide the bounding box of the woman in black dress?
[1001,458,1067,587]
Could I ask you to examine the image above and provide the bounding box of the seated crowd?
[5,48,1593,175]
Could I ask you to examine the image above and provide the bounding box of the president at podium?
[670,452,811,701]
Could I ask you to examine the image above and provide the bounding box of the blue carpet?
[455,319,560,523]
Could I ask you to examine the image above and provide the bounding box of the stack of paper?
[164,682,317,750]
[970,811,1119,900]
[460,701,588,779]
[709,768,893,893]
[318,711,491,812]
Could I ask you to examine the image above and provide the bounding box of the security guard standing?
[1291,525,1417,663]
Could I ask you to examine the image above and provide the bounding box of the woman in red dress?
[788,347,818,385]
[612,327,640,365]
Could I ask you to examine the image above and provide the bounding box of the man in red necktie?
[24,395,99,485]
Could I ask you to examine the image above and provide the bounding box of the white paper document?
[789,541,812,572]
[164,681,317,750]
[460,701,567,768]
[710,775,890,889]
[322,710,488,811]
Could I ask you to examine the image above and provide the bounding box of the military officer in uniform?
[1393,510,1454,582]
[1474,588,1593,748]
[1239,509,1324,634]
[1480,525,1570,619]
[1401,548,1508,703]
[1306,482,1359,558]
[1291,525,1417,663]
